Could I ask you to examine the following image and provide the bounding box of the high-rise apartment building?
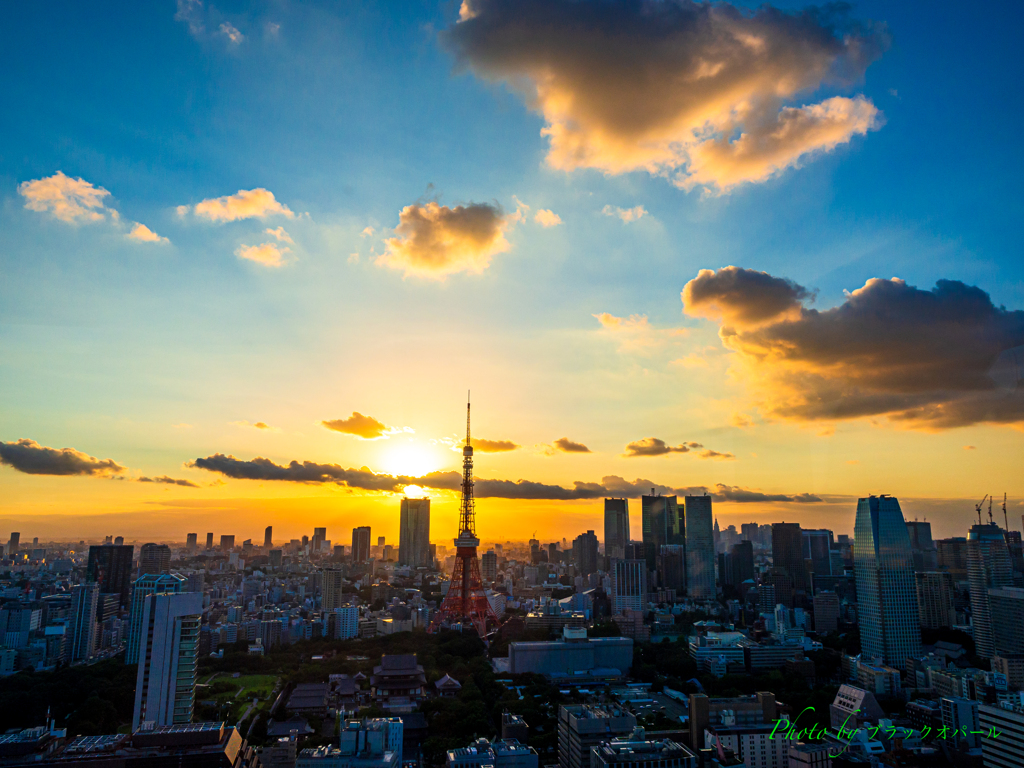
[264,526,273,549]
[185,533,197,553]
[812,591,840,634]
[657,545,686,592]
[611,559,647,614]
[482,550,498,582]
[684,495,714,599]
[86,544,135,607]
[131,591,203,731]
[604,499,630,561]
[68,583,99,662]
[936,537,968,578]
[352,527,371,563]
[988,587,1024,657]
[269,549,283,568]
[126,573,185,664]
[854,495,921,669]
[139,543,171,575]
[642,493,681,570]
[219,534,235,551]
[772,523,806,597]
[721,540,754,587]
[967,523,1014,659]
[322,568,345,612]
[399,497,431,568]
[573,531,599,577]
[205,532,213,550]
[915,571,957,630]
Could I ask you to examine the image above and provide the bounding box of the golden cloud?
[552,437,591,453]
[444,0,886,192]
[378,200,515,278]
[322,412,409,440]
[18,171,111,223]
[236,242,290,267]
[127,223,169,243]
[472,438,520,452]
[683,269,1024,428]
[593,312,687,352]
[533,209,562,227]
[191,188,294,222]
[602,205,647,223]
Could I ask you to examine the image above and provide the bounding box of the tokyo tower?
[428,395,499,636]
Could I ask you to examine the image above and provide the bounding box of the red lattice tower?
[428,395,499,636]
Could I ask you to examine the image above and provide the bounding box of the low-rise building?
[557,705,637,768]
[590,728,696,768]
[447,738,539,768]
[370,655,426,712]
[508,628,632,682]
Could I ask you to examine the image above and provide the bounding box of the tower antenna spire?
[466,391,471,447]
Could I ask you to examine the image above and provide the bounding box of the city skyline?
[2,1,1024,542]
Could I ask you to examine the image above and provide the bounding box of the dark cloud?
[473,438,520,452]
[190,453,815,502]
[682,266,811,328]
[138,476,200,488]
[690,272,1024,428]
[444,0,885,191]
[552,437,592,453]
[377,201,515,278]
[699,450,736,461]
[623,437,703,457]
[0,439,125,476]
[322,412,396,439]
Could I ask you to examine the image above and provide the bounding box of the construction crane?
[975,494,988,526]
[1003,493,1009,531]
[989,496,994,525]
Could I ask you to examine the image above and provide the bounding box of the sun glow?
[380,441,443,478]
[401,485,430,498]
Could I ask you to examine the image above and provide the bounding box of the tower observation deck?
[428,395,499,636]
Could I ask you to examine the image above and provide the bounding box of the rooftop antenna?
[975,495,988,526]
[989,496,994,525]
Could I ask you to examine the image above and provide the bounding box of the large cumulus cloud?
[377,201,516,278]
[0,439,125,476]
[445,0,886,192]
[189,452,815,502]
[682,268,1024,428]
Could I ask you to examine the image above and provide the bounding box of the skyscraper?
[7,532,19,555]
[772,523,806,598]
[312,527,327,555]
[915,571,957,630]
[611,559,647,614]
[604,498,630,561]
[573,530,599,577]
[854,495,921,669]
[185,533,197,553]
[906,521,939,571]
[131,591,203,731]
[139,543,171,575]
[264,526,273,549]
[86,544,134,607]
[724,540,754,586]
[936,537,969,578]
[219,534,235,551]
[967,523,1014,659]
[68,583,99,662]
[642,493,681,570]
[352,527,371,563]
[322,568,345,611]
[399,497,431,567]
[802,529,833,580]
[657,545,686,592]
[684,495,714,599]
[481,550,497,582]
[988,587,1024,657]
[205,532,213,550]
[126,573,186,664]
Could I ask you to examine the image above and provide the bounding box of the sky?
[2,0,1023,545]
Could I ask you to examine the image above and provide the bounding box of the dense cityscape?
[2,419,1023,768]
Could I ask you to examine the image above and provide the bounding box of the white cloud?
[602,205,647,223]
[219,22,243,44]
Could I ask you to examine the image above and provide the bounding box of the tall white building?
[132,591,203,731]
[398,497,431,568]
[853,495,921,669]
[684,495,715,600]
[611,559,646,614]
[330,606,359,640]
[68,583,99,662]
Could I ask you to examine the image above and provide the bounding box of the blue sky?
[1,0,1022,541]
